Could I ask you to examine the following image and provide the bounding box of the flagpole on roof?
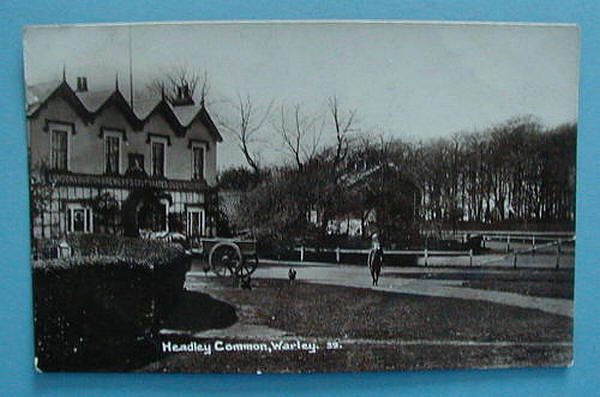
[128,25,134,108]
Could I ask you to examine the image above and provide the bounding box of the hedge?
[32,235,190,372]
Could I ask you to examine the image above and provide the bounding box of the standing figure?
[368,233,384,286]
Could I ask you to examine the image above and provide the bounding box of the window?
[186,207,205,237]
[150,138,167,177]
[67,204,93,233]
[127,153,145,174]
[138,200,168,232]
[51,129,69,171]
[104,131,121,175]
[191,143,206,180]
[48,121,73,171]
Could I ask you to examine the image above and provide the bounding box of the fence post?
[300,246,304,262]
[336,247,341,263]
[532,236,536,256]
[506,235,511,252]
[555,240,561,269]
[513,252,517,269]
[469,249,473,267]
[424,249,428,267]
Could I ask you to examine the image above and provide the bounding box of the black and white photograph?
[24,21,578,373]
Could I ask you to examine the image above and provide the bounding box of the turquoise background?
[0,0,598,395]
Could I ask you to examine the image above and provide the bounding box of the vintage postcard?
[24,21,578,373]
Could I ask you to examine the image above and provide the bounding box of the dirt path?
[189,262,573,318]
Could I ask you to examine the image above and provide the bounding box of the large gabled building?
[27,75,223,240]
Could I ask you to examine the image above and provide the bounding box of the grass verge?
[145,276,573,373]
[385,270,574,299]
[205,278,571,342]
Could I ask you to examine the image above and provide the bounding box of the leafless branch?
[272,104,324,171]
[217,94,274,177]
[328,95,356,170]
[146,66,210,104]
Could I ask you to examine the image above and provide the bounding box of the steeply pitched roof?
[27,80,92,122]
[74,89,114,112]
[183,104,223,142]
[94,90,143,130]
[144,98,189,136]
[132,96,160,120]
[170,102,202,126]
[26,80,223,141]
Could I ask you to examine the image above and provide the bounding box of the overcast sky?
[23,21,579,170]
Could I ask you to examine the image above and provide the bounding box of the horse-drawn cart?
[194,238,258,278]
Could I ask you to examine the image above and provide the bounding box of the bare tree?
[196,69,211,105]
[306,96,358,236]
[328,95,356,175]
[148,66,210,105]
[217,94,274,178]
[273,104,324,171]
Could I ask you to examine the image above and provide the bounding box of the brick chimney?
[76,76,88,92]
[170,83,194,106]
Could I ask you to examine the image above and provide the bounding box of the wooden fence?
[294,235,575,269]
[294,246,472,267]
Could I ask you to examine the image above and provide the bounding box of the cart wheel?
[209,242,242,277]
[235,254,258,278]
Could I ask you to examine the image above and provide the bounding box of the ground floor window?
[138,200,169,233]
[67,204,93,233]
[186,207,205,237]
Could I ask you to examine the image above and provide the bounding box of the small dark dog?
[240,275,252,290]
[288,267,297,284]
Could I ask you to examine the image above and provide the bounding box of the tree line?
[415,117,576,229]
[219,115,576,246]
